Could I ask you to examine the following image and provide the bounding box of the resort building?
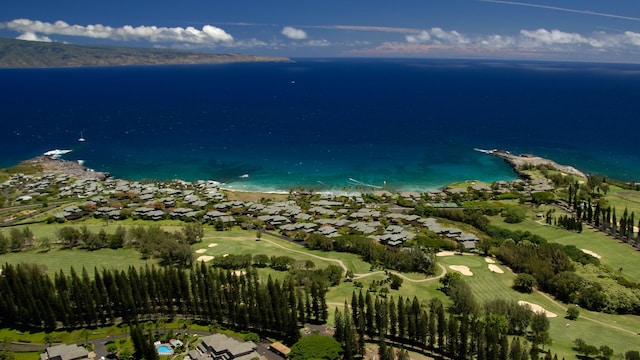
[187,334,260,360]
[40,344,90,360]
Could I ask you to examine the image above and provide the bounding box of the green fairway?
[605,186,640,217]
[0,246,159,276]
[437,253,640,358]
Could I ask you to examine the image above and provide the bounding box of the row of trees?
[333,290,554,360]
[0,226,34,254]
[0,262,327,341]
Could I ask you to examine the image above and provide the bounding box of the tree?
[182,223,204,244]
[531,312,550,349]
[0,233,8,254]
[289,334,342,360]
[513,273,537,293]
[389,273,403,290]
[600,345,614,360]
[448,279,478,316]
[566,306,579,320]
[625,351,640,360]
[439,272,462,295]
[504,206,526,223]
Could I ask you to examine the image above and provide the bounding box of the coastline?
[8,149,589,198]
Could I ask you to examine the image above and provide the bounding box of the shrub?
[513,273,537,293]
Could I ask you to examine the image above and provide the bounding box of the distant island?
[0,37,291,68]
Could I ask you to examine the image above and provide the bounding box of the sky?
[1,0,640,62]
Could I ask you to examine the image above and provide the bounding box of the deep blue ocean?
[1,59,640,192]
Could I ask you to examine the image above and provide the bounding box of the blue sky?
[1,0,640,61]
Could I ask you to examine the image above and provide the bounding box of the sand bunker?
[208,243,219,248]
[196,255,214,262]
[488,264,504,273]
[195,249,207,254]
[233,270,246,276]
[449,265,473,276]
[485,257,496,264]
[223,253,229,257]
[518,301,557,318]
[581,249,602,259]
[436,251,457,257]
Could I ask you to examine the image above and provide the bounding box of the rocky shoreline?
[491,150,587,179]
[21,156,110,181]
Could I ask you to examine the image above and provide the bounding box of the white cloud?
[406,31,430,43]
[281,26,307,40]
[306,39,330,47]
[16,32,52,42]
[405,28,469,45]
[520,29,591,46]
[624,31,640,46]
[3,19,233,44]
[403,26,640,53]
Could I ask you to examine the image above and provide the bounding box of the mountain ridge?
[0,38,291,68]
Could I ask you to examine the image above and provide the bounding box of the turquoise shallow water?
[1,59,639,191]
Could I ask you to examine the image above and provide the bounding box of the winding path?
[260,238,348,273]
[260,238,447,282]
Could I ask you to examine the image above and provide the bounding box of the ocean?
[1,59,640,192]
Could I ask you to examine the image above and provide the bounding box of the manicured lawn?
[605,186,640,217]
[0,246,159,277]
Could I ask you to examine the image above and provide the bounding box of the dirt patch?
[518,301,557,318]
[195,249,207,254]
[196,255,214,262]
[485,257,496,264]
[488,264,504,273]
[581,249,602,259]
[436,251,457,257]
[449,265,473,276]
[208,243,219,248]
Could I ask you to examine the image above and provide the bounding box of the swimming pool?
[156,345,173,355]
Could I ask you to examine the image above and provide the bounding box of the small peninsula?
[0,37,291,68]
[476,148,588,179]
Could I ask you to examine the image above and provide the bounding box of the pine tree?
[509,337,522,360]
[389,297,397,338]
[334,308,344,344]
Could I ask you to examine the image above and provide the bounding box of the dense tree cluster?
[333,290,557,360]
[306,234,436,274]
[0,262,326,341]
[497,239,640,314]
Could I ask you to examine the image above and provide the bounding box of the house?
[269,342,291,357]
[40,344,90,360]
[188,334,259,360]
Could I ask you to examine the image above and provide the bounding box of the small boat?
[239,174,249,179]
[78,131,86,142]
